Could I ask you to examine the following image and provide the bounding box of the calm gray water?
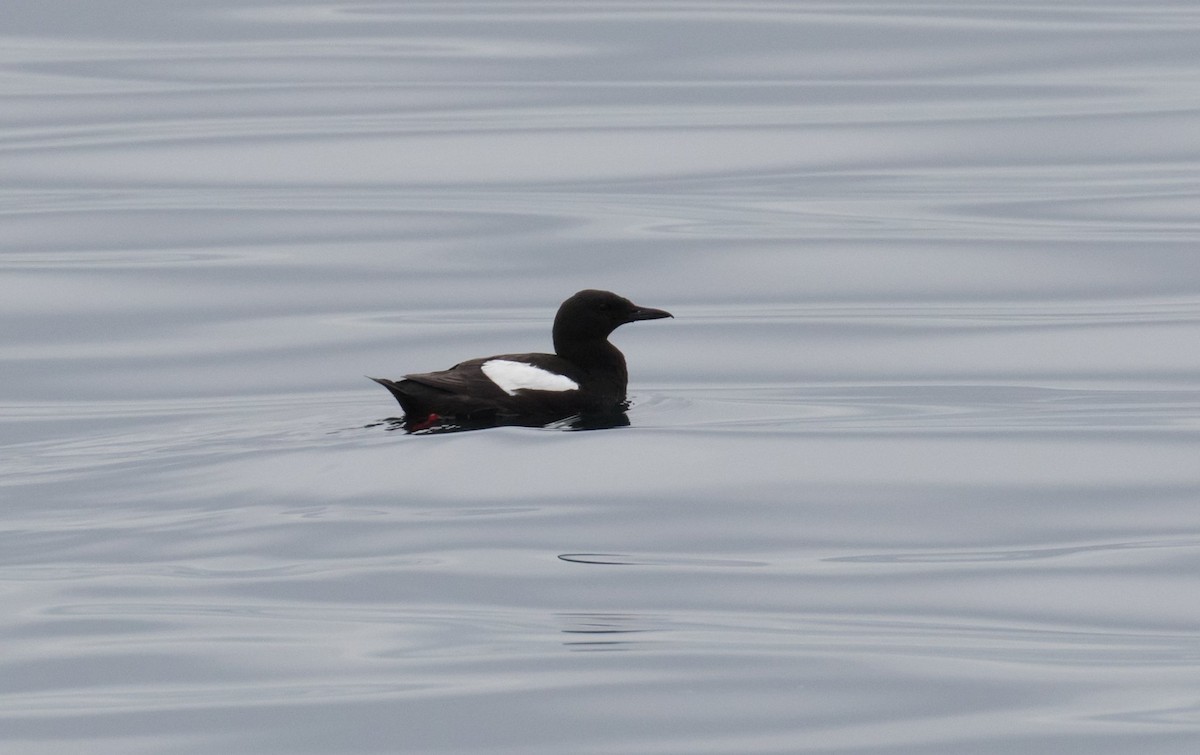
[3,1,1200,752]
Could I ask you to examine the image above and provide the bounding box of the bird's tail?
[367,376,420,417]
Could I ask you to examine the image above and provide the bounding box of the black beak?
[626,305,673,322]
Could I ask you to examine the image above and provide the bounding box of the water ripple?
[826,539,1200,565]
[558,553,768,567]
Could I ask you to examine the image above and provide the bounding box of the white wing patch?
[481,359,580,396]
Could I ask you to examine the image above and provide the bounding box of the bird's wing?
[404,353,579,395]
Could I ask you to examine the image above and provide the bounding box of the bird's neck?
[554,334,628,380]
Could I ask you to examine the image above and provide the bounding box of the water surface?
[3,1,1200,753]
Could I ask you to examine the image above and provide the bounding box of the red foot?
[408,413,441,432]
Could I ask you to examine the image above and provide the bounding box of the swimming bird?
[369,289,672,430]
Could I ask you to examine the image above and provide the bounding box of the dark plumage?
[369,289,672,430]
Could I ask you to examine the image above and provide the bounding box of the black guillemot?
[369,289,672,431]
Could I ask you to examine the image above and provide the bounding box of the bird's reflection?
[366,409,631,435]
[557,612,658,652]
